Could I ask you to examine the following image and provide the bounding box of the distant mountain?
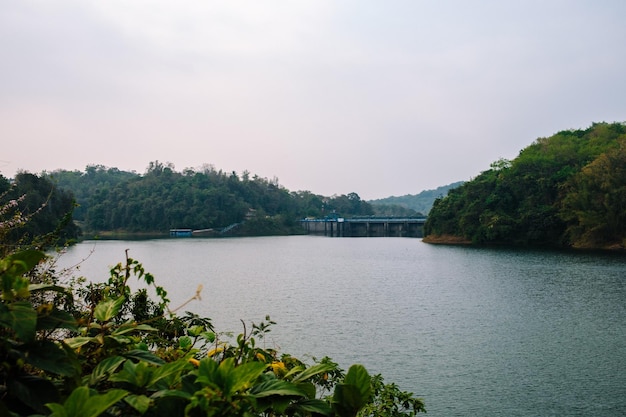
[369,182,465,215]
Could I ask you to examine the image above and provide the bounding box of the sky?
[1,1,625,200]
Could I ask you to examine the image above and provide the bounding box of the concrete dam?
[300,217,426,238]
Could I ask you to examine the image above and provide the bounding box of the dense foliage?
[0,173,80,255]
[47,163,374,235]
[369,181,464,216]
[424,122,626,249]
[0,186,426,416]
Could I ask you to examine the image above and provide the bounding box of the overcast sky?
[1,1,624,199]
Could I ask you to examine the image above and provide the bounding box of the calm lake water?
[54,236,626,416]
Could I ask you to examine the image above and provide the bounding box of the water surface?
[56,236,626,416]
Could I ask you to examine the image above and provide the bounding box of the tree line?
[424,122,626,249]
[45,162,375,235]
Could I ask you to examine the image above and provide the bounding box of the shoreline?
[422,234,472,245]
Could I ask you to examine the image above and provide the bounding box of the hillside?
[369,181,465,215]
[424,122,626,250]
[47,162,375,235]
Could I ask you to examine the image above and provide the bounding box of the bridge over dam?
[300,217,426,238]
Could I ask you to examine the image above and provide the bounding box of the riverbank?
[422,234,472,245]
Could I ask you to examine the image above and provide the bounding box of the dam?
[300,217,426,238]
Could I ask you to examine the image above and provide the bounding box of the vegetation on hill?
[369,182,464,216]
[0,185,426,416]
[0,172,80,254]
[47,162,374,235]
[424,122,626,250]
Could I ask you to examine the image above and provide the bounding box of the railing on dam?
[300,217,426,238]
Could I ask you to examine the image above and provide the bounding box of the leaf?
[46,402,68,417]
[123,349,165,365]
[9,301,37,342]
[178,335,192,350]
[292,398,333,415]
[9,374,59,415]
[250,379,305,398]
[89,356,126,386]
[201,331,216,343]
[109,360,151,388]
[343,364,371,402]
[62,386,89,417]
[104,335,132,346]
[150,389,192,400]
[295,381,316,399]
[64,336,95,350]
[28,283,67,293]
[148,358,191,389]
[37,309,78,332]
[25,340,77,376]
[0,250,46,277]
[124,394,152,414]
[93,296,125,322]
[81,389,128,417]
[111,323,157,336]
[196,357,219,386]
[332,365,372,417]
[291,362,337,383]
[228,360,268,395]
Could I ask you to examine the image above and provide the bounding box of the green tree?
[560,138,626,248]
[425,122,626,249]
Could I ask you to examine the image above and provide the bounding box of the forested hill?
[47,162,375,235]
[369,181,465,215]
[424,122,626,250]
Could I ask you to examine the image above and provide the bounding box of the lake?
[54,236,626,416]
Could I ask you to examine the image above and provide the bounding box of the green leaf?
[124,394,152,414]
[9,301,37,342]
[9,374,59,415]
[82,389,128,417]
[201,331,216,343]
[150,389,192,400]
[196,357,219,386]
[46,402,68,417]
[148,358,191,389]
[228,360,268,394]
[291,362,337,383]
[64,336,95,350]
[295,382,316,399]
[49,386,128,417]
[0,250,46,277]
[109,360,151,388]
[187,325,204,336]
[93,296,125,322]
[62,386,90,417]
[111,322,157,336]
[250,379,305,398]
[123,349,165,365]
[104,335,132,346]
[89,356,126,386]
[37,309,78,332]
[332,365,372,417]
[343,364,371,402]
[292,398,333,415]
[25,340,77,376]
[178,335,192,350]
[28,283,67,293]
